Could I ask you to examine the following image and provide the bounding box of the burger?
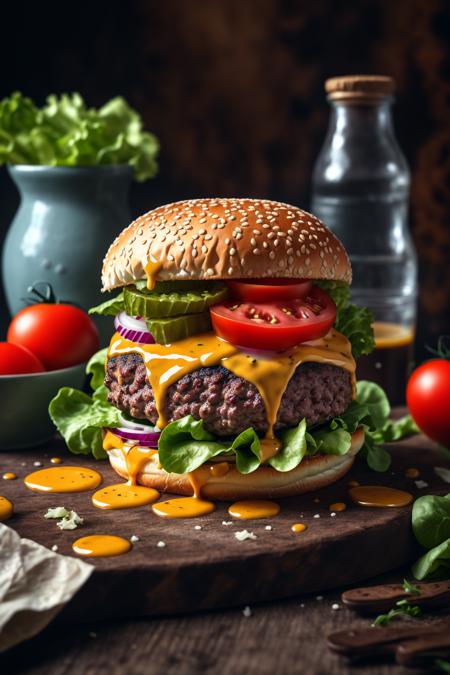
[51,198,380,500]
[70,197,377,501]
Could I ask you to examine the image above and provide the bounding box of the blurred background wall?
[0,0,449,360]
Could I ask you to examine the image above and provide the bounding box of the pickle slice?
[124,282,228,319]
[147,312,212,343]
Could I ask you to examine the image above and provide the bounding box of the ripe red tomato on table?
[0,342,45,375]
[7,303,100,371]
[406,359,450,448]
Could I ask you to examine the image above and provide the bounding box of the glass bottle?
[311,75,417,404]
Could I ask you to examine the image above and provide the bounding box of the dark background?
[1,0,449,360]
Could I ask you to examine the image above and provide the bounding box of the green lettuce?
[316,280,375,358]
[155,381,417,475]
[89,293,125,317]
[0,92,159,181]
[49,387,119,460]
[412,493,450,580]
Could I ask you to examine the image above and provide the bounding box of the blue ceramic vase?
[2,165,132,344]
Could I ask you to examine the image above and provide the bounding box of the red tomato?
[7,304,99,371]
[0,342,45,375]
[407,359,450,448]
[227,279,313,302]
[210,286,336,351]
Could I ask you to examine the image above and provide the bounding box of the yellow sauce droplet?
[0,496,13,521]
[50,457,62,464]
[2,472,17,480]
[92,484,160,509]
[152,497,216,519]
[144,257,162,290]
[24,467,102,493]
[259,436,282,462]
[348,480,360,487]
[291,523,307,533]
[405,467,420,479]
[72,535,131,557]
[349,485,413,508]
[228,499,281,520]
[210,462,230,478]
[329,502,347,512]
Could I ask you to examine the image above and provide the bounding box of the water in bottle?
[311,76,417,404]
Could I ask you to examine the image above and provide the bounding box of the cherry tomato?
[210,286,336,351]
[7,304,100,370]
[227,279,313,303]
[0,342,45,375]
[406,359,450,448]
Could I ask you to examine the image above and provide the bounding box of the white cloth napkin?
[0,523,93,652]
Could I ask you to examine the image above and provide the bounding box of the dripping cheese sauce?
[108,328,356,463]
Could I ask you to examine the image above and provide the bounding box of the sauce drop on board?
[405,467,420,479]
[152,497,216,519]
[0,496,13,521]
[349,485,413,508]
[50,457,62,464]
[228,499,281,520]
[72,535,131,557]
[2,472,17,480]
[92,484,160,509]
[329,502,346,512]
[24,467,102,493]
[291,523,307,533]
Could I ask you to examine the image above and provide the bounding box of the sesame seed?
[157,541,166,548]
[229,248,236,255]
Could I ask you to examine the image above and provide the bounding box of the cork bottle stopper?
[325,75,395,102]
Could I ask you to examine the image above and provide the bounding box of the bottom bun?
[107,427,365,500]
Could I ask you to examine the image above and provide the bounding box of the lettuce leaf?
[412,493,450,580]
[158,415,228,473]
[268,419,307,472]
[89,293,125,317]
[315,280,375,358]
[0,92,159,182]
[48,387,120,460]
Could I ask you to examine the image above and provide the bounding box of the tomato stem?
[426,335,450,361]
[21,282,58,306]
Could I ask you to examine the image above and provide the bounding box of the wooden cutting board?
[0,417,448,622]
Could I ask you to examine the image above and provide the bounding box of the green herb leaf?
[435,658,450,673]
[372,415,420,443]
[89,292,125,316]
[0,92,159,182]
[402,579,421,595]
[373,600,421,626]
[48,387,121,460]
[268,419,307,472]
[412,538,450,580]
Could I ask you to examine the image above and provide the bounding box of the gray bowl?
[0,363,86,450]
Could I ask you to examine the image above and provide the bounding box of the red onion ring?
[114,311,155,344]
[108,426,160,448]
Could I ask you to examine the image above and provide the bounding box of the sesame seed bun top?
[101,198,351,291]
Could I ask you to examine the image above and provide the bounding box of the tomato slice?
[227,278,312,302]
[210,286,336,351]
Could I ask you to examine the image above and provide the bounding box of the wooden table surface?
[1,411,449,675]
[1,565,445,675]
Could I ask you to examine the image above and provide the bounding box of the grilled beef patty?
[105,353,353,436]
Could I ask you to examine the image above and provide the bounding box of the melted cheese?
[107,328,356,460]
[144,257,162,290]
[103,430,157,486]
